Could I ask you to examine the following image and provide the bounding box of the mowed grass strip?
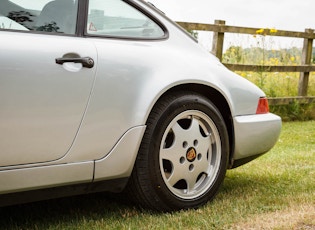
[0,121,314,230]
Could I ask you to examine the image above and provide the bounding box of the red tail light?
[256,97,269,114]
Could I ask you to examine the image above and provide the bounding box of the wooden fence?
[177,20,315,105]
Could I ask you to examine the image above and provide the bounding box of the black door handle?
[55,57,94,68]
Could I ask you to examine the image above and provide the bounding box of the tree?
[7,11,33,30]
[37,22,60,32]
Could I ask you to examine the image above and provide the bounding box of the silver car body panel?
[0,161,93,195]
[94,126,146,181]
[233,114,282,160]
[0,0,281,196]
[0,32,97,166]
[0,126,145,194]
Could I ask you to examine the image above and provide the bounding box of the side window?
[0,0,78,34]
[87,0,165,39]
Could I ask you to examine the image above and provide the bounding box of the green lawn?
[1,121,314,230]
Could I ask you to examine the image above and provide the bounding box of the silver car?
[0,0,281,211]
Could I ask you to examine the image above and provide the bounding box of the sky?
[149,0,315,50]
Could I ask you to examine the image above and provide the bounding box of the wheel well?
[157,84,235,168]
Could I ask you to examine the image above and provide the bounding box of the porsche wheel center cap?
[186,147,197,162]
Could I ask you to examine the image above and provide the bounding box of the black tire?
[126,91,229,211]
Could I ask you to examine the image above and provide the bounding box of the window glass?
[0,0,78,34]
[87,0,164,38]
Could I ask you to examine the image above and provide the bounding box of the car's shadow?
[0,192,138,228]
[0,173,282,229]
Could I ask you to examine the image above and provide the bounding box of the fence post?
[298,28,314,96]
[211,20,225,61]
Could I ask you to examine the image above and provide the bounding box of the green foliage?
[187,30,198,39]
[270,103,315,121]
[223,46,244,63]
[223,45,315,121]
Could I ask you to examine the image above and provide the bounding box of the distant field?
[1,121,314,230]
[223,46,315,98]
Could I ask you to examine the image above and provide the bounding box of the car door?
[0,0,97,166]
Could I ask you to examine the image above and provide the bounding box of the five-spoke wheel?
[127,92,229,211]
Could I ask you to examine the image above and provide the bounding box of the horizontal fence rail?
[223,64,315,73]
[268,96,315,105]
[177,20,315,105]
[177,22,315,39]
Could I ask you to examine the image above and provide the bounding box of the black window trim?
[76,0,87,37]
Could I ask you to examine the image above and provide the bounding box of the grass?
[0,121,314,230]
